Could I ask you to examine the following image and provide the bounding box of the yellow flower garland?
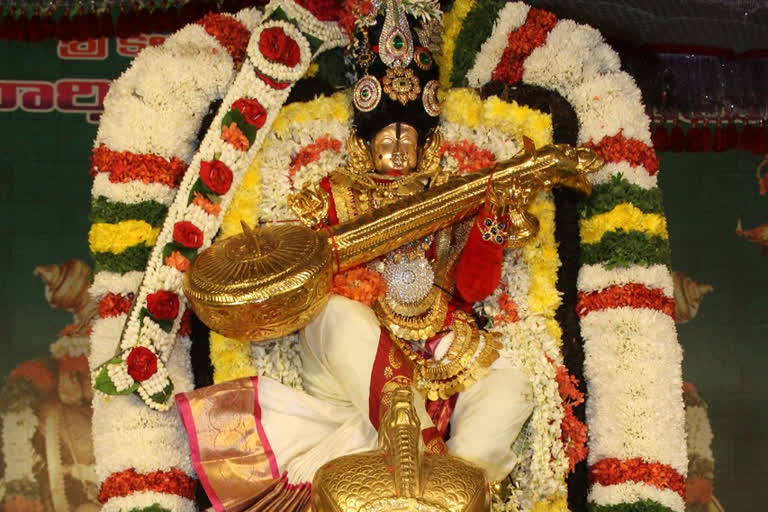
[88,220,159,254]
[212,92,352,383]
[579,202,668,244]
[438,0,475,88]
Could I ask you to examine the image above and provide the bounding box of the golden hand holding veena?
[183,139,603,342]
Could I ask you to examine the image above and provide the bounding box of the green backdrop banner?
[1,36,767,512]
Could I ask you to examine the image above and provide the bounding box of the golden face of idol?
[370,122,419,176]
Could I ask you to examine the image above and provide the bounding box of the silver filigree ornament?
[381,252,434,304]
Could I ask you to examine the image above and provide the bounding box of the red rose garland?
[146,290,180,320]
[259,26,301,67]
[199,160,234,195]
[173,221,204,248]
[126,346,158,382]
[231,98,268,128]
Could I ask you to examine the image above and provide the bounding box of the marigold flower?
[221,122,250,151]
[165,250,191,272]
[192,191,222,217]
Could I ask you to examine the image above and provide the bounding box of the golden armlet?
[183,142,603,342]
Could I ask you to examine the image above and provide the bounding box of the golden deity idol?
[183,136,602,342]
[312,386,489,512]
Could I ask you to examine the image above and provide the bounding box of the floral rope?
[576,284,675,319]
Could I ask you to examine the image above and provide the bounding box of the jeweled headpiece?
[345,0,443,140]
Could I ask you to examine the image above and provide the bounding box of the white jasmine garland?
[581,307,687,475]
[89,315,128,370]
[588,482,684,512]
[568,72,651,145]
[97,26,235,162]
[440,121,520,163]
[113,3,348,411]
[466,2,530,88]
[577,263,674,296]
[522,20,620,96]
[588,161,659,189]
[91,175,178,206]
[107,362,135,392]
[100,491,198,512]
[91,335,195,481]
[235,7,265,30]
[266,0,349,51]
[249,20,312,82]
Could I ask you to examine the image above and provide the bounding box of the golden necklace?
[387,312,503,401]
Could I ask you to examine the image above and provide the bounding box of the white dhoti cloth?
[177,295,533,511]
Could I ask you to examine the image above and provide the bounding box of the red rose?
[259,26,300,68]
[199,160,233,195]
[126,346,158,382]
[146,290,180,320]
[231,98,267,128]
[173,221,204,248]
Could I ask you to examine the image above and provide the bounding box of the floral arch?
[85,2,685,512]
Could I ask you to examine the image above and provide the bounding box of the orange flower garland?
[586,131,660,176]
[576,283,675,319]
[192,191,222,217]
[439,140,497,175]
[221,122,251,150]
[197,13,251,68]
[98,292,134,318]
[589,458,686,498]
[90,145,187,187]
[97,468,196,503]
[491,8,557,84]
[288,135,342,184]
[332,267,387,306]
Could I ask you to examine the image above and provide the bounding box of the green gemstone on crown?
[392,34,404,50]
[361,89,370,98]
[420,53,431,65]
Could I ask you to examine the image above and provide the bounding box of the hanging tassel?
[669,120,685,152]
[751,121,768,155]
[686,120,701,152]
[155,5,179,34]
[725,119,739,149]
[699,121,713,152]
[651,121,668,152]
[97,10,115,39]
[180,0,207,26]
[10,11,26,40]
[0,12,12,39]
[738,121,753,151]
[712,121,726,152]
[455,206,504,303]
[115,7,136,38]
